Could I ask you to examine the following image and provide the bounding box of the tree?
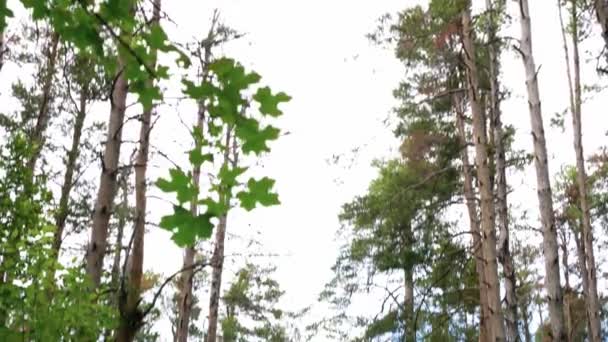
[557,1,603,340]
[516,1,567,339]
[221,263,291,341]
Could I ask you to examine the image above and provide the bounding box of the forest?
[0,0,608,341]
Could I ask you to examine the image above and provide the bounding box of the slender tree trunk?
[559,229,573,342]
[116,2,160,341]
[176,19,217,341]
[461,6,506,341]
[206,130,233,342]
[455,98,489,342]
[516,1,566,340]
[0,30,5,72]
[86,52,129,288]
[53,83,88,258]
[28,32,59,172]
[206,214,228,342]
[569,5,602,341]
[404,267,414,342]
[484,1,518,340]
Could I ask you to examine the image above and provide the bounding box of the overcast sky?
[2,0,607,340]
[138,0,608,339]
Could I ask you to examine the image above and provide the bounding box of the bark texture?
[461,6,506,341]
[116,1,160,340]
[484,1,518,340]
[559,2,603,340]
[517,0,566,340]
[86,50,129,287]
[456,98,488,342]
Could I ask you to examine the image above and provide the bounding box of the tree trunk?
[484,1,518,340]
[27,32,59,172]
[522,303,532,342]
[116,2,160,341]
[404,267,414,342]
[53,83,88,258]
[86,51,129,288]
[455,98,489,342]
[206,214,228,342]
[176,20,217,341]
[461,6,506,341]
[569,4,602,341]
[516,1,566,340]
[206,129,234,342]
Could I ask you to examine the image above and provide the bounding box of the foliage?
[157,58,289,247]
[221,263,292,342]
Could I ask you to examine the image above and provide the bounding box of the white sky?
[2,0,608,341]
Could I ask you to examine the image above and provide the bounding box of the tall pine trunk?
[455,97,489,342]
[484,1,518,340]
[570,4,602,341]
[86,48,129,288]
[517,0,566,339]
[558,1,603,340]
[53,82,88,258]
[116,2,160,340]
[461,6,506,340]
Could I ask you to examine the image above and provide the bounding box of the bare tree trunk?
[53,83,88,257]
[569,5,602,341]
[455,98,489,342]
[404,267,414,342]
[206,214,228,342]
[484,1,518,340]
[516,1,566,340]
[27,32,59,172]
[522,303,532,342]
[559,229,574,342]
[0,30,5,72]
[176,17,218,341]
[86,53,128,288]
[206,129,233,342]
[461,6,506,341]
[116,2,160,341]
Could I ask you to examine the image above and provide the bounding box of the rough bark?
[571,225,592,337]
[461,6,506,341]
[27,32,60,172]
[86,50,129,287]
[456,98,489,342]
[53,83,88,257]
[484,2,518,340]
[517,1,567,340]
[116,2,160,341]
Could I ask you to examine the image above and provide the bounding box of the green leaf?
[155,168,197,204]
[189,149,213,167]
[237,177,280,211]
[183,79,214,100]
[218,164,248,189]
[253,87,291,117]
[148,23,168,50]
[236,118,280,155]
[159,206,214,246]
